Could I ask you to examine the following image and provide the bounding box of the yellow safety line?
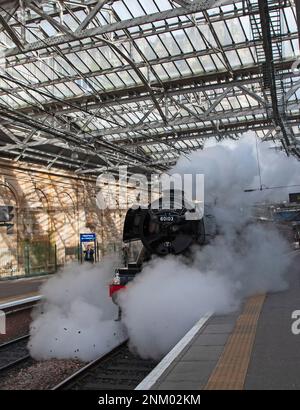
[204,293,266,390]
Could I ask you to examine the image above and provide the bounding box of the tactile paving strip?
[204,294,266,390]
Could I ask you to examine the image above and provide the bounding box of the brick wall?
[0,159,125,278]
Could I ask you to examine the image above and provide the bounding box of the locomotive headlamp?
[112,272,121,285]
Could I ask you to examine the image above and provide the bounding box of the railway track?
[53,340,158,390]
[0,335,32,374]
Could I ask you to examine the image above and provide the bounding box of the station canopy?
[0,0,299,175]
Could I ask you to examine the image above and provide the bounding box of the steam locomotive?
[109,190,217,303]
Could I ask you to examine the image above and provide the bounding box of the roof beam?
[0,137,59,153]
[237,85,267,106]
[202,87,233,117]
[171,0,223,11]
[95,36,167,124]
[75,0,110,32]
[0,13,24,50]
[75,157,177,175]
[4,1,292,69]
[12,60,295,117]
[0,2,19,35]
[116,117,299,147]
[171,0,195,8]
[26,1,77,37]
[0,104,162,166]
[1,34,297,95]
[296,0,300,48]
[4,0,240,58]
[87,103,298,138]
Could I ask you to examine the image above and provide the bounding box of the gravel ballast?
[0,358,85,390]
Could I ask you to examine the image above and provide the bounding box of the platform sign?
[80,233,96,242]
[79,233,97,263]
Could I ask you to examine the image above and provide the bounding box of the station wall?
[0,159,125,278]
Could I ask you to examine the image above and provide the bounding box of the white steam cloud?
[118,224,290,359]
[29,259,126,362]
[29,135,300,362]
[118,135,299,359]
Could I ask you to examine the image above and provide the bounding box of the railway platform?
[0,276,48,305]
[137,251,300,390]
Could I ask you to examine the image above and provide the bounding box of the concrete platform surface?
[151,252,300,390]
[0,276,48,304]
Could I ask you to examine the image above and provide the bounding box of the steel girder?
[0,0,298,174]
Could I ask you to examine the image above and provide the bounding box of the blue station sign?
[80,233,96,242]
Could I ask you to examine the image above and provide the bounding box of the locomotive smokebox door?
[138,209,205,256]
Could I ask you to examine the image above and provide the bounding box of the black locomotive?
[109,190,216,302]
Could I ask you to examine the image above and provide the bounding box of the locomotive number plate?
[159,215,174,222]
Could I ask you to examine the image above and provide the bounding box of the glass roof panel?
[0,0,297,171]
[184,27,206,50]
[212,21,233,46]
[171,30,194,53]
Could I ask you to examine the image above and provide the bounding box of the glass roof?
[0,0,299,174]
